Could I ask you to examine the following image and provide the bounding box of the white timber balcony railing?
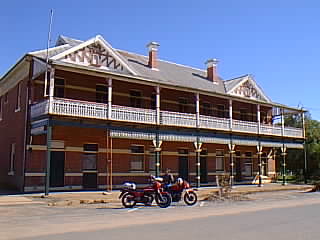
[30,98,304,138]
[52,98,109,120]
[284,127,304,138]
[111,105,156,124]
[232,119,258,134]
[199,115,230,131]
[161,111,196,127]
[260,124,282,136]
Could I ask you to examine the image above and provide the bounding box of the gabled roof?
[27,34,274,102]
[224,75,248,92]
[225,74,271,102]
[50,35,138,76]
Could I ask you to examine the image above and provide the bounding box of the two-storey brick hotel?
[0,35,305,192]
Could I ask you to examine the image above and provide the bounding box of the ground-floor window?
[243,152,253,176]
[216,149,225,171]
[131,145,144,171]
[8,143,15,175]
[82,144,98,170]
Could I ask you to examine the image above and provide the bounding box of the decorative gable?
[51,35,137,75]
[232,80,262,99]
[64,43,126,71]
[228,76,271,102]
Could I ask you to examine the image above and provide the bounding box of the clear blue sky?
[1,0,319,119]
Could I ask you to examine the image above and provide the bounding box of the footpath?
[0,183,313,207]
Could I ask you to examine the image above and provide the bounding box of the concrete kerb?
[0,184,313,207]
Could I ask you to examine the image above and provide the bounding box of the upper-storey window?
[201,102,212,116]
[178,97,188,112]
[54,78,65,98]
[151,92,156,109]
[130,90,142,108]
[15,82,21,112]
[240,108,248,121]
[217,104,225,118]
[96,84,108,103]
[261,111,267,123]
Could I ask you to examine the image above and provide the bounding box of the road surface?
[1,191,320,239]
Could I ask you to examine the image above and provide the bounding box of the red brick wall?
[25,124,273,187]
[0,75,29,190]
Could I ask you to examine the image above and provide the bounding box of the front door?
[50,151,65,187]
[200,150,208,183]
[178,149,189,181]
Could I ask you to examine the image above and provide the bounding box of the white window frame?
[216,149,225,172]
[243,151,253,177]
[130,145,145,172]
[15,82,21,112]
[82,143,98,171]
[8,143,16,175]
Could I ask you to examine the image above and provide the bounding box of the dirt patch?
[203,191,252,202]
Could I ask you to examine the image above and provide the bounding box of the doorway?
[83,172,98,189]
[178,149,189,181]
[200,150,208,183]
[50,151,65,187]
[262,153,268,176]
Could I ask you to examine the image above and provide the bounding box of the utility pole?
[44,10,53,196]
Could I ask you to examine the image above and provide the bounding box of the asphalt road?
[2,191,320,240]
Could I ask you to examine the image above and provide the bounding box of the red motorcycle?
[119,178,172,208]
[164,178,198,205]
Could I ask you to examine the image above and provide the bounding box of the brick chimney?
[205,59,219,83]
[147,42,160,69]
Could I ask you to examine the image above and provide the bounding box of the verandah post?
[195,93,201,187]
[281,108,287,185]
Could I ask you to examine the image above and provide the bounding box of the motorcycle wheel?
[121,193,136,208]
[155,193,172,208]
[184,191,197,206]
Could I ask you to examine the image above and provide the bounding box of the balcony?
[30,98,304,138]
